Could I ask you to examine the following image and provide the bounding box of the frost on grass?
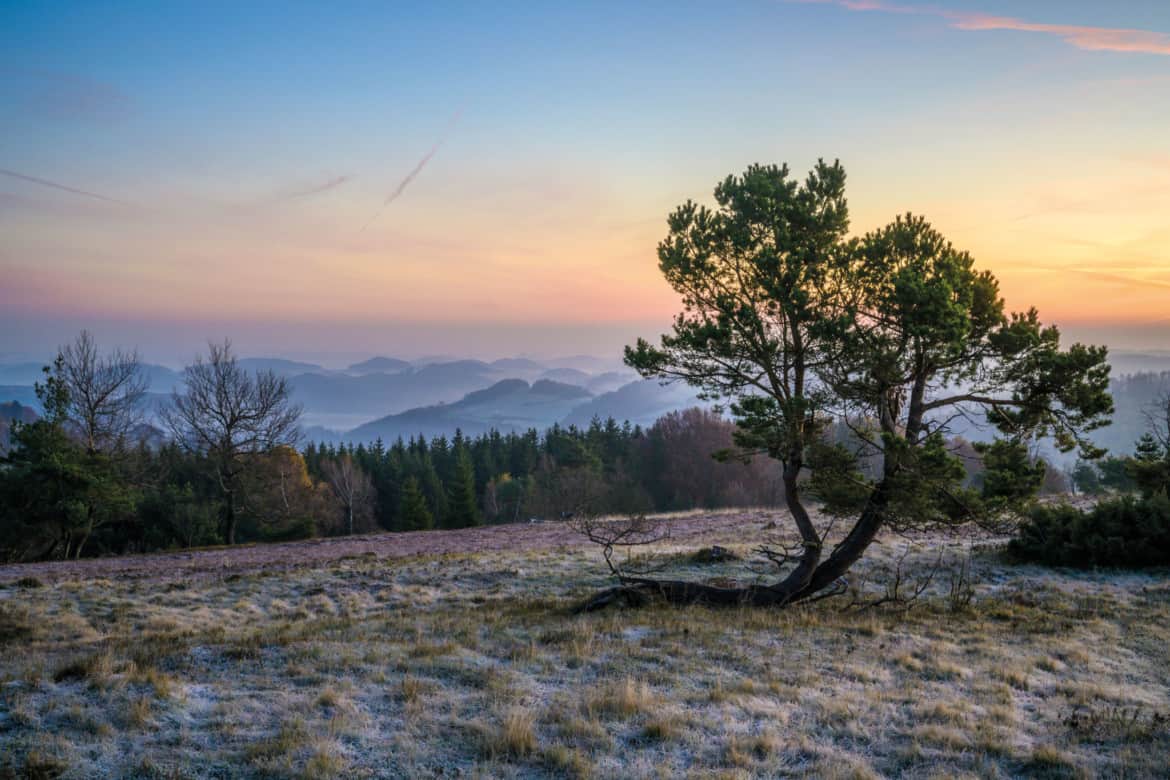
[0,509,1167,778]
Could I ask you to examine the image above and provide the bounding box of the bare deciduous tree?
[322,453,376,535]
[1143,392,1170,453]
[162,340,302,544]
[57,330,148,454]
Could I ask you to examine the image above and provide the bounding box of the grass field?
[1,510,1167,778]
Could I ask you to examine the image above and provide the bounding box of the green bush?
[1009,494,1170,568]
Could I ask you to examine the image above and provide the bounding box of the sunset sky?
[2,0,1169,364]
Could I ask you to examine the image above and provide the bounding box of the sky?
[2,0,1169,365]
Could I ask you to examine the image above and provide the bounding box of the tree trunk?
[75,504,96,560]
[790,480,889,602]
[773,458,823,594]
[224,491,237,545]
[576,456,835,613]
[74,531,90,560]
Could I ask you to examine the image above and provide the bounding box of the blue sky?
[2,1,1169,362]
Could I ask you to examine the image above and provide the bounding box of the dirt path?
[0,509,782,585]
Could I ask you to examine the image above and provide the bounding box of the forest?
[0,333,784,561]
[3,328,1161,566]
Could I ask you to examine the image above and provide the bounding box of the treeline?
[301,407,784,533]
[5,329,1128,566]
[0,332,782,562]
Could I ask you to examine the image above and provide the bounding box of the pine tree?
[446,443,481,528]
[415,454,448,524]
[1130,433,1170,498]
[398,476,433,531]
[1135,433,1164,462]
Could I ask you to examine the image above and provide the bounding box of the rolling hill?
[345,356,413,374]
[345,379,592,442]
[562,378,704,429]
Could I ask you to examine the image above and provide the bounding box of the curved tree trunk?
[575,500,885,612]
[577,457,846,613]
[790,481,889,603]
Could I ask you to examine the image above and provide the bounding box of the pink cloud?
[795,0,1170,56]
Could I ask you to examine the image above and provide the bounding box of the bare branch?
[57,330,148,454]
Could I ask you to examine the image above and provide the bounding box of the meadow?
[1,510,1167,779]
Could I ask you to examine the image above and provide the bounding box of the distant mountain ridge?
[337,377,702,444]
[346,356,413,374]
[346,378,594,442]
[6,351,1169,457]
[563,379,704,429]
[490,357,545,373]
[236,358,324,377]
[0,352,679,441]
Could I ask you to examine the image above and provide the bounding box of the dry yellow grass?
[0,512,1167,778]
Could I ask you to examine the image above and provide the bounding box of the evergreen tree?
[372,445,402,531]
[608,160,1111,608]
[0,361,136,560]
[1071,461,1103,496]
[446,443,481,527]
[1099,456,1136,492]
[976,440,1047,509]
[414,452,448,524]
[1129,433,1170,498]
[399,476,433,531]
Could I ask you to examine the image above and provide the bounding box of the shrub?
[1009,494,1170,568]
[0,603,37,644]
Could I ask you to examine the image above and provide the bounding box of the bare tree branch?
[58,330,148,454]
[162,340,302,544]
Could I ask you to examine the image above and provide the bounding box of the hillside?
[288,361,506,427]
[489,357,547,377]
[236,358,325,377]
[2,512,1166,777]
[347,378,592,442]
[4,354,1165,456]
[339,376,705,444]
[562,378,704,429]
[0,354,656,440]
[345,356,413,375]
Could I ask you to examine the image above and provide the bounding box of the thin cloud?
[361,109,462,232]
[273,175,350,202]
[0,68,133,122]
[1008,180,1170,224]
[0,168,132,206]
[1014,262,1170,292]
[794,1,1170,56]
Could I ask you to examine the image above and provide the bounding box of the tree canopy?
[603,160,1113,608]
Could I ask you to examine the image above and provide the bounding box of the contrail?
[275,175,350,202]
[0,167,132,206]
[361,110,461,232]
